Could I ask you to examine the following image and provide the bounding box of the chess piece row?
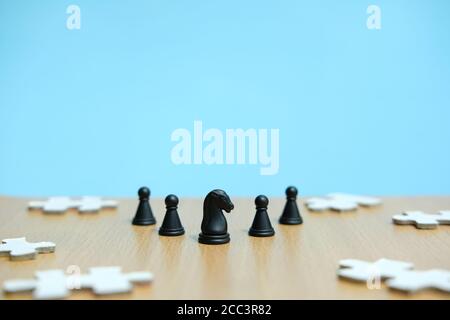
[131,186,303,245]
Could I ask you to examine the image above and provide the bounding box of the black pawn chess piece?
[198,189,234,245]
[132,187,156,225]
[159,194,185,236]
[249,195,275,237]
[279,186,303,225]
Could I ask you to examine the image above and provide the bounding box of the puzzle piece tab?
[3,267,153,299]
[337,258,414,281]
[0,238,55,261]
[28,196,118,214]
[392,211,450,229]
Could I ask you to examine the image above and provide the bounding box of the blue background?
[1,0,449,197]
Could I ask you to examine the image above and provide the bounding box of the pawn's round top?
[165,194,179,207]
[138,187,151,200]
[285,186,298,199]
[255,195,269,208]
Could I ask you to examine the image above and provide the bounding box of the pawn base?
[159,228,185,236]
[279,217,303,225]
[198,233,230,245]
[249,228,275,237]
[132,218,157,226]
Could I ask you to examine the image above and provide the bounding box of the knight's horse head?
[200,189,234,243]
[206,189,234,213]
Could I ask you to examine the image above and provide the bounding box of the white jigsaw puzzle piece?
[327,193,381,207]
[28,196,118,214]
[337,258,414,281]
[80,267,154,295]
[0,237,55,261]
[77,197,118,213]
[28,197,78,213]
[305,193,381,212]
[3,270,69,299]
[386,269,450,293]
[3,267,153,299]
[392,211,450,229]
[305,197,358,212]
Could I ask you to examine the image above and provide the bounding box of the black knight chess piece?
[249,195,275,237]
[198,189,234,245]
[132,187,157,225]
[159,194,185,236]
[279,186,303,225]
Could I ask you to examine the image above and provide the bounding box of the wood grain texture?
[0,195,449,300]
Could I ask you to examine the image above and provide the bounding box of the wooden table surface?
[0,195,449,300]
